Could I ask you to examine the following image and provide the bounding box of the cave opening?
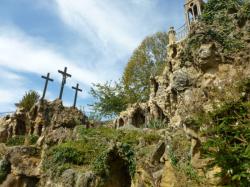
[132,108,145,128]
[118,118,125,127]
[103,151,131,187]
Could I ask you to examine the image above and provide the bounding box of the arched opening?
[103,149,132,187]
[188,9,194,23]
[193,5,198,20]
[37,125,43,136]
[16,119,26,135]
[151,78,159,96]
[171,46,177,58]
[132,108,145,128]
[118,118,125,127]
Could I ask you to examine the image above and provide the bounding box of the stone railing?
[176,23,189,43]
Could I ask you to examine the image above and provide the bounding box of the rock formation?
[0,1,250,186]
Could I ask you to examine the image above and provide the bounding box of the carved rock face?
[196,43,221,72]
[172,69,191,92]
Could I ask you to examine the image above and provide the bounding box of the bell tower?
[184,0,204,30]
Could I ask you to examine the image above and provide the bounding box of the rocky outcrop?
[0,100,88,186]
[0,99,88,145]
[115,27,250,131]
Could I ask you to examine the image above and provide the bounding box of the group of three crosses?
[41,67,82,108]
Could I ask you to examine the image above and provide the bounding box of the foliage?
[6,136,25,146]
[122,32,168,103]
[90,81,128,118]
[145,119,168,129]
[28,135,39,145]
[43,126,161,178]
[178,162,202,183]
[89,32,168,118]
[93,143,136,178]
[202,101,250,186]
[19,90,40,112]
[181,0,247,63]
[51,146,84,165]
[0,159,10,184]
[201,0,244,24]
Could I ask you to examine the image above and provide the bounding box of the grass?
[43,126,162,178]
[6,136,25,146]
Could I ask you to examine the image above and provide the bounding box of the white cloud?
[0,0,185,112]
[0,26,103,86]
[53,0,162,54]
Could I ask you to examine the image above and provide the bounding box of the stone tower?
[184,0,204,30]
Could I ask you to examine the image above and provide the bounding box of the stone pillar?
[197,2,202,16]
[168,27,176,45]
[185,11,191,31]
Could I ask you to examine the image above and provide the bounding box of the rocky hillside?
[0,0,250,187]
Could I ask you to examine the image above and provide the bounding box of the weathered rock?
[171,69,191,92]
[151,142,166,164]
[60,169,76,187]
[75,172,96,187]
[6,146,41,177]
[160,160,178,187]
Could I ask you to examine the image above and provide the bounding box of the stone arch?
[188,8,194,22]
[132,108,146,128]
[103,148,132,187]
[193,4,198,19]
[118,118,125,127]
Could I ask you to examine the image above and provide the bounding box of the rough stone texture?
[0,99,88,146]
[160,161,178,187]
[6,146,41,177]
[113,12,250,187]
[115,29,250,133]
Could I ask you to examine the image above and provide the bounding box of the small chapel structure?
[168,0,205,44]
[184,0,205,30]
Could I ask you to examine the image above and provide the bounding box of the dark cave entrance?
[118,118,125,127]
[103,151,131,187]
[16,119,26,135]
[132,108,146,128]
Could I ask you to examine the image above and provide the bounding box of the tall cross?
[41,73,54,101]
[72,83,82,108]
[58,67,72,100]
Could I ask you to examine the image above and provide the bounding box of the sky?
[0,0,186,113]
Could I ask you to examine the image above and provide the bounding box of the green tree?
[122,32,168,103]
[90,81,127,118]
[90,32,168,118]
[19,90,40,112]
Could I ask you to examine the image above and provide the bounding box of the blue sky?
[0,0,186,112]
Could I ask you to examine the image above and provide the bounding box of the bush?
[203,101,250,186]
[145,119,168,129]
[93,143,136,178]
[51,146,84,165]
[28,135,39,145]
[6,136,25,146]
[19,90,40,112]
[0,159,10,184]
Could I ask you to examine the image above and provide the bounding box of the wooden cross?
[58,67,72,100]
[41,73,54,101]
[72,83,82,108]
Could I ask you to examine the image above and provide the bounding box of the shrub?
[51,146,84,165]
[27,135,39,145]
[145,119,168,129]
[6,136,25,146]
[93,143,136,178]
[19,90,40,112]
[0,159,10,184]
[203,101,250,186]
